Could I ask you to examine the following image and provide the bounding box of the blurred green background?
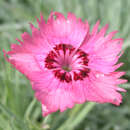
[0,0,130,130]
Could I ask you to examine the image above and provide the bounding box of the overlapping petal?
[4,12,127,116]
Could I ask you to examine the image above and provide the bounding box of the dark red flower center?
[45,44,90,83]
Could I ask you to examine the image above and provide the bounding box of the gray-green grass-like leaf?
[0,0,130,130]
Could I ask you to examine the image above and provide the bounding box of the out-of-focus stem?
[69,102,95,130]
[58,102,96,130]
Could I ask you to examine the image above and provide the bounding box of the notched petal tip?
[98,23,109,36]
[29,23,35,30]
[21,32,32,43]
[48,11,65,22]
[42,103,58,117]
[40,12,44,21]
[105,30,118,40]
[67,12,77,22]
[114,62,124,71]
[117,87,127,92]
[115,38,124,46]
[35,16,39,23]
[84,20,89,28]
[3,49,9,62]
[42,104,49,117]
[35,13,46,29]
[91,20,100,35]
[113,99,122,106]
[16,38,23,45]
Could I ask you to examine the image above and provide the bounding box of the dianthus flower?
[4,12,127,116]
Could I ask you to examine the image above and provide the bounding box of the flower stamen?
[45,44,90,83]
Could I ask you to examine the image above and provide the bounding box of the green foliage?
[0,0,130,130]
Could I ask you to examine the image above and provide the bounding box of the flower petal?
[4,50,40,79]
[41,12,89,48]
[82,71,126,105]
[30,71,75,116]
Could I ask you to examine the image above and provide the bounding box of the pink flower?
[4,12,127,116]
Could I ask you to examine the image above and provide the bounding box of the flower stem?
[69,102,95,130]
[58,102,96,130]
[24,98,37,120]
